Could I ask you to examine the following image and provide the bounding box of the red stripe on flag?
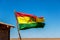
[16,12,37,19]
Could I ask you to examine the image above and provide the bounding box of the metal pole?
[14,10,22,40]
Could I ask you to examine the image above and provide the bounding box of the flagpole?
[14,10,22,40]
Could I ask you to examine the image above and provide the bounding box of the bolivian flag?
[16,12,45,30]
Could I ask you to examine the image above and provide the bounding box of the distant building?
[0,22,14,40]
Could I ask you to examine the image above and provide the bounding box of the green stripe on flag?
[18,22,45,30]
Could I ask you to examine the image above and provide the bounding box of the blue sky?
[0,0,60,38]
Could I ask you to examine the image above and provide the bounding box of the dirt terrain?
[10,38,60,40]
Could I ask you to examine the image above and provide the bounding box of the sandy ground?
[10,38,60,40]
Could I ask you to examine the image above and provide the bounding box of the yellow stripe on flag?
[17,16,31,24]
[36,17,44,22]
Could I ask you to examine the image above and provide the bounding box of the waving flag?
[16,12,45,30]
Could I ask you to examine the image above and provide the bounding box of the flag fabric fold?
[16,12,45,30]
